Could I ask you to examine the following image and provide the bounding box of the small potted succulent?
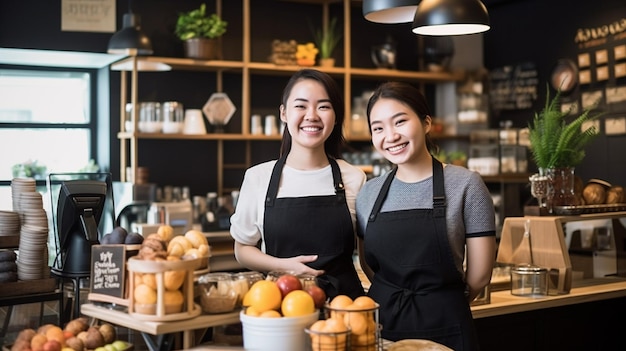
[175,3,228,59]
[311,17,342,67]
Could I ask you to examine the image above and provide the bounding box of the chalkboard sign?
[90,245,126,299]
[489,62,539,112]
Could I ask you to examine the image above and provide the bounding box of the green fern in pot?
[528,88,602,170]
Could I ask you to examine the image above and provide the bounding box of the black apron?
[264,155,364,300]
[364,158,479,350]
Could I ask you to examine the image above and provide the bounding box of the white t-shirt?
[230,159,367,251]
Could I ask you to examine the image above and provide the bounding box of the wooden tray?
[0,278,57,298]
[553,203,626,215]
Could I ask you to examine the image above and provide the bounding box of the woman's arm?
[465,235,496,302]
[233,241,324,276]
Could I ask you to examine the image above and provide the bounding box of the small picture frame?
[579,70,592,85]
[578,53,591,67]
[595,50,608,65]
[615,63,626,78]
[615,45,626,61]
[596,66,609,81]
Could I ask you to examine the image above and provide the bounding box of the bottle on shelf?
[216,195,234,230]
[202,192,219,232]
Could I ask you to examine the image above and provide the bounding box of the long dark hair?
[279,69,346,159]
[366,81,438,154]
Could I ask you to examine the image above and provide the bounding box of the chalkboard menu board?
[90,245,126,299]
[489,62,539,112]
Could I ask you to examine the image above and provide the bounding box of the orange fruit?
[323,317,349,333]
[329,295,353,309]
[45,326,65,346]
[242,280,282,313]
[352,296,377,309]
[259,310,282,318]
[245,306,261,316]
[30,333,47,351]
[329,295,353,319]
[281,290,315,317]
[309,320,327,332]
[344,309,368,335]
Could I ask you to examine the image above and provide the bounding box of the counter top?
[471,277,626,318]
[82,278,626,349]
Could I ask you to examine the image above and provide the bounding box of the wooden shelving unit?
[114,0,464,195]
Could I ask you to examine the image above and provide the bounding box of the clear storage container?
[197,272,238,313]
[510,264,548,297]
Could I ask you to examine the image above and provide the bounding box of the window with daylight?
[0,69,95,180]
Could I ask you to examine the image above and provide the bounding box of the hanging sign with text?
[90,245,126,299]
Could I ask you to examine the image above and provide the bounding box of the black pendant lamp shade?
[412,0,490,36]
[107,10,153,55]
[363,0,419,24]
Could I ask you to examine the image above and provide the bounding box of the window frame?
[0,64,100,183]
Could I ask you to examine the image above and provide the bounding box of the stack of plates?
[17,224,49,280]
[0,210,20,237]
[10,177,51,280]
[11,177,37,214]
[19,192,48,228]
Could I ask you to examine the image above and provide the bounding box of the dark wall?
[483,0,626,185]
[2,0,625,190]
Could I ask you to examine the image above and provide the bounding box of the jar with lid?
[510,264,548,297]
[197,272,238,313]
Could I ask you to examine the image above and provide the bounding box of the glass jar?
[197,272,237,313]
[510,264,548,297]
[232,271,264,306]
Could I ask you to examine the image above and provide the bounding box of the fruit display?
[127,225,208,318]
[242,273,325,318]
[325,295,380,351]
[306,317,351,351]
[8,317,131,351]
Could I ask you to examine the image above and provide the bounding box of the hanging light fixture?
[412,0,490,36]
[362,0,419,24]
[107,0,153,55]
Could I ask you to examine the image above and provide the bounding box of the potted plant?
[175,4,228,59]
[528,86,602,209]
[312,17,342,67]
[447,150,468,167]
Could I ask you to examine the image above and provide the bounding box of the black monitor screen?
[55,179,107,275]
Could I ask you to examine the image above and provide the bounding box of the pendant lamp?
[362,0,419,24]
[107,0,153,55]
[412,0,490,36]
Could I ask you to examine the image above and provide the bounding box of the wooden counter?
[81,303,240,350]
[471,277,626,318]
[82,278,626,350]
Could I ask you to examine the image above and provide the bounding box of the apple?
[306,285,327,309]
[275,273,303,298]
[112,340,129,351]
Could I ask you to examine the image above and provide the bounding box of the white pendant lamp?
[362,0,419,24]
[412,0,490,36]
